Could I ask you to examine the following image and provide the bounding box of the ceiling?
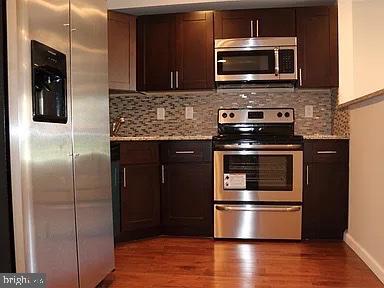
[108,0,336,15]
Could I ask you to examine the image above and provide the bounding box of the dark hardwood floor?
[103,237,383,288]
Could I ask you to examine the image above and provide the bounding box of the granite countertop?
[303,134,349,140]
[111,134,349,141]
[110,135,213,141]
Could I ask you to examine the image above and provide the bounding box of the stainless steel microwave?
[215,37,297,82]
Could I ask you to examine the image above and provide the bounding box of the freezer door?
[7,0,79,286]
[70,0,115,287]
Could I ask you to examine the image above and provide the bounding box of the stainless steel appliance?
[215,37,297,82]
[213,108,303,240]
[7,0,114,287]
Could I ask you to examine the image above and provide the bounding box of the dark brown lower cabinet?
[161,162,212,236]
[161,141,213,236]
[114,141,213,242]
[302,139,349,239]
[118,142,161,241]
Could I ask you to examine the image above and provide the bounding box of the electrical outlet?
[157,108,165,120]
[185,107,193,120]
[305,105,314,118]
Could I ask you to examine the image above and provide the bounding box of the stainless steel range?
[213,108,303,240]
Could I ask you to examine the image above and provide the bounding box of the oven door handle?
[215,205,301,212]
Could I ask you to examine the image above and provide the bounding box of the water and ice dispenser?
[31,40,67,123]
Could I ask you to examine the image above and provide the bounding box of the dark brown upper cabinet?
[137,15,175,91]
[108,11,136,91]
[214,8,296,39]
[137,11,214,91]
[296,6,339,88]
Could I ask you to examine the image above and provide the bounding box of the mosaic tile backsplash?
[110,89,349,137]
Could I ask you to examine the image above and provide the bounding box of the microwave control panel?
[279,50,295,74]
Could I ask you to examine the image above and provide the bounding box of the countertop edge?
[111,135,349,141]
[110,136,213,141]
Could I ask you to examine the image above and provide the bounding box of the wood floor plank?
[102,237,383,288]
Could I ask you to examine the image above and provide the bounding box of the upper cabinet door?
[137,15,176,91]
[214,8,295,39]
[214,10,254,39]
[296,6,339,88]
[108,11,136,91]
[254,8,296,37]
[175,12,214,90]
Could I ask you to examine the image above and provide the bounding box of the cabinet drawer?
[305,140,349,163]
[120,142,159,165]
[161,141,212,163]
[214,204,302,240]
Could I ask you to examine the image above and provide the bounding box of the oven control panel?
[219,108,294,124]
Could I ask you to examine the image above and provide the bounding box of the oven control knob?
[225,176,229,180]
[222,113,228,118]
[277,112,283,118]
[229,113,235,118]
[285,112,290,118]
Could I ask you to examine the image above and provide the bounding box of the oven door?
[214,150,303,202]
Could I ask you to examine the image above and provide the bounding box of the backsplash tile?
[110,89,342,137]
[331,88,350,137]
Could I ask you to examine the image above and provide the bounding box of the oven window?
[217,50,275,75]
[223,155,293,191]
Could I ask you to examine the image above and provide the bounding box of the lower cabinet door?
[162,163,212,236]
[214,204,302,240]
[120,164,161,240]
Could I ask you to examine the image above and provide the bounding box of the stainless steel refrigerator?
[6,0,115,287]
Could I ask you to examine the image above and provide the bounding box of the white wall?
[339,0,384,283]
[338,0,384,104]
[345,97,384,283]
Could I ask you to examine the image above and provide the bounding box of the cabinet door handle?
[299,68,303,86]
[175,70,179,89]
[250,20,254,37]
[306,165,309,186]
[123,167,127,188]
[256,19,259,37]
[170,71,174,89]
[175,151,195,154]
[317,151,337,154]
[161,165,165,184]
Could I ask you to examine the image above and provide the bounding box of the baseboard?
[344,232,384,284]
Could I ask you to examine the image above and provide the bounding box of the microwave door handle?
[274,48,279,77]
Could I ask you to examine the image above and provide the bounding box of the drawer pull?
[175,151,195,154]
[216,205,301,212]
[306,165,309,186]
[317,151,337,155]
